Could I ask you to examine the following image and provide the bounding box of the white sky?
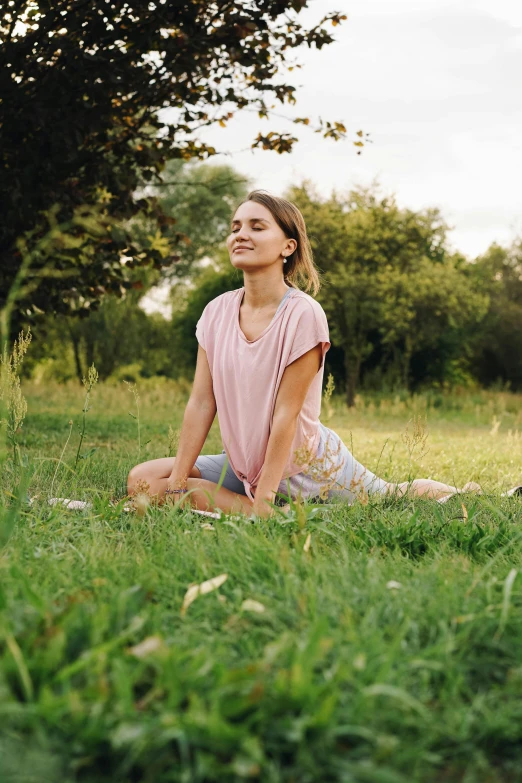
[165,0,522,259]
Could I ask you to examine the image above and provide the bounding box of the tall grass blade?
[5,634,34,701]
[495,567,518,639]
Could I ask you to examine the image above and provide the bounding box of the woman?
[128,191,480,518]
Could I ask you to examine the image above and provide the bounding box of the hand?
[251,495,276,519]
[164,488,189,508]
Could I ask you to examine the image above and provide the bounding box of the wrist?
[167,474,188,491]
[254,481,278,503]
[165,478,189,505]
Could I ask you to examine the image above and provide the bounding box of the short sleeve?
[194,290,237,360]
[195,303,209,351]
[286,301,330,370]
[195,316,205,351]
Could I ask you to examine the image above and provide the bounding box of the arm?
[167,345,216,490]
[252,344,323,518]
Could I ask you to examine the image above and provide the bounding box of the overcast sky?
[174,0,522,259]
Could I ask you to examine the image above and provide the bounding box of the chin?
[230,256,254,272]
[230,256,277,274]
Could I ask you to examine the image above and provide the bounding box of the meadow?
[2,380,522,783]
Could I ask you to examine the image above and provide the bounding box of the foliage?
[469,240,522,391]
[289,184,489,405]
[26,294,173,384]
[22,171,522,397]
[1,1,357,329]
[133,160,250,275]
[8,131,519,398]
[1,382,522,781]
[22,160,247,382]
[0,199,133,344]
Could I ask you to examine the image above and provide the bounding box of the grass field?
[2,380,522,782]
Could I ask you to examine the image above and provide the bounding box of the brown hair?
[237,190,321,296]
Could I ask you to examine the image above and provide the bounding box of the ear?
[283,239,297,257]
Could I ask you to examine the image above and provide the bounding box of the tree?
[27,161,249,382]
[1,1,360,332]
[290,184,488,405]
[375,255,488,389]
[132,159,249,276]
[469,240,522,390]
[27,293,173,383]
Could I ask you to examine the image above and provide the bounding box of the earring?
[283,257,287,264]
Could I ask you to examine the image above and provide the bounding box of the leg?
[311,426,483,503]
[387,479,482,500]
[127,455,254,515]
[127,456,202,498]
[174,477,254,515]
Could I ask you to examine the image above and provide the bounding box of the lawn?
[1,380,522,782]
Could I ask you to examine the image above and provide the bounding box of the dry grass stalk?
[323,373,335,421]
[167,425,180,458]
[49,419,74,499]
[402,414,429,467]
[127,478,153,512]
[132,493,151,517]
[73,363,99,469]
[490,415,501,436]
[0,328,32,467]
[124,380,141,456]
[292,426,376,504]
[293,431,350,501]
[348,472,369,505]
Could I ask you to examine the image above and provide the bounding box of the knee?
[388,481,407,497]
[127,464,148,494]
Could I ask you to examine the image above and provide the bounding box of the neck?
[242,266,289,310]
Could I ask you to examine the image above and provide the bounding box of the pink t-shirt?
[195,287,331,500]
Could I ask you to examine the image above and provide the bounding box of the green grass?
[2,381,522,782]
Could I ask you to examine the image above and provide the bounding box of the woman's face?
[226,201,296,272]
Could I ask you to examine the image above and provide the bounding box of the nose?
[234,225,250,242]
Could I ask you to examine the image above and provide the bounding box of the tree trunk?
[344,352,361,408]
[68,324,84,385]
[402,334,413,390]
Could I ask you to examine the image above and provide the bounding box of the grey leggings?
[194,451,246,495]
[195,423,388,503]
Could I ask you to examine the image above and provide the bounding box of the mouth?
[233,246,252,253]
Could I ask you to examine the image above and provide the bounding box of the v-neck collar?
[235,287,295,344]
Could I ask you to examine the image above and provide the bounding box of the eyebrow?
[231,217,270,226]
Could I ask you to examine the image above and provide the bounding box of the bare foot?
[461,481,482,493]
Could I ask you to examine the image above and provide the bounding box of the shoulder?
[200,288,242,320]
[287,290,329,331]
